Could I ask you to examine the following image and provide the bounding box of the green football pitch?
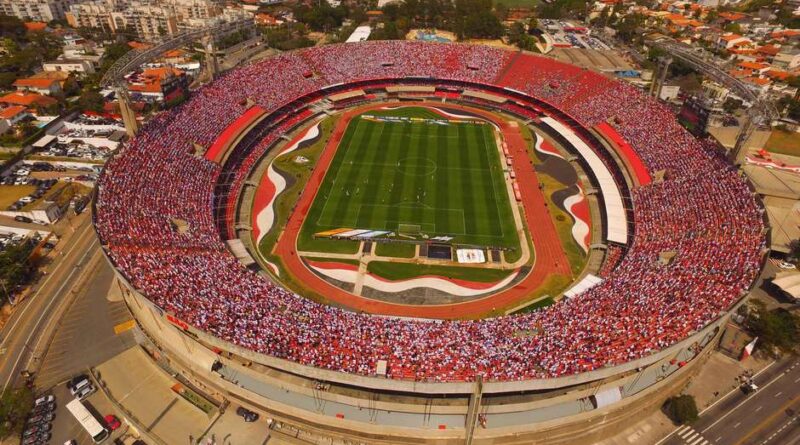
[302,108,519,249]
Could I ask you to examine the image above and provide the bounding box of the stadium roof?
[772,271,800,300]
[762,196,800,254]
[346,26,372,43]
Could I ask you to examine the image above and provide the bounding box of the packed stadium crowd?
[96,42,765,382]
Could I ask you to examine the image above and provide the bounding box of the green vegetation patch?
[764,130,800,157]
[513,296,555,314]
[0,185,37,209]
[302,256,361,267]
[366,261,513,283]
[374,242,417,258]
[0,386,33,439]
[508,273,571,315]
[300,111,519,252]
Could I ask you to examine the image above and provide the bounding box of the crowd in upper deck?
[95,42,765,382]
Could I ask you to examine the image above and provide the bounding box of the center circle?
[396,156,437,177]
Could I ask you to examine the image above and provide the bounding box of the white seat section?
[540,116,628,244]
[563,274,603,299]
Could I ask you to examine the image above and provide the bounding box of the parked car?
[23,423,51,437]
[778,261,795,270]
[74,383,95,400]
[74,197,88,214]
[104,414,121,431]
[14,216,32,224]
[23,427,41,438]
[67,375,90,394]
[27,412,54,425]
[22,432,49,445]
[236,406,259,422]
[31,402,55,415]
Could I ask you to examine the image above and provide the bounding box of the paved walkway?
[95,347,213,445]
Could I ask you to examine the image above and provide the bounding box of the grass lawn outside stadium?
[299,107,520,252]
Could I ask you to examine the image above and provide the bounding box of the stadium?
[93,41,767,444]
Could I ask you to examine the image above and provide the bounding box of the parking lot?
[44,379,124,445]
[541,19,611,50]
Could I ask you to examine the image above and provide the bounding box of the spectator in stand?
[95,42,765,383]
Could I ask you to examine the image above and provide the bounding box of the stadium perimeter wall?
[111,264,723,444]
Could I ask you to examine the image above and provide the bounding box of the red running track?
[273,102,571,319]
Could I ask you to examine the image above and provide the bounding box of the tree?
[746,300,800,354]
[0,387,33,439]
[454,0,504,40]
[507,22,538,51]
[261,23,314,51]
[724,22,742,34]
[537,0,585,20]
[666,395,699,424]
[788,239,800,262]
[79,90,105,113]
[293,2,348,33]
[0,15,26,39]
[371,21,403,40]
[722,97,743,113]
[779,96,800,121]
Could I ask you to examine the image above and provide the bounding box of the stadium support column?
[464,375,483,445]
[732,114,754,166]
[203,35,219,81]
[116,86,139,137]
[651,57,673,100]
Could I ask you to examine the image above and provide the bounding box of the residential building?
[255,13,281,27]
[12,78,63,96]
[65,1,115,33]
[122,4,180,41]
[43,59,96,75]
[0,92,58,109]
[0,0,76,22]
[30,71,73,92]
[127,66,187,102]
[774,47,800,70]
[717,33,752,50]
[702,80,731,103]
[0,106,31,134]
[66,0,233,41]
[737,61,770,76]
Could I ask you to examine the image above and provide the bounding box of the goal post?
[398,223,422,235]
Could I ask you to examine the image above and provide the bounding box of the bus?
[66,399,109,443]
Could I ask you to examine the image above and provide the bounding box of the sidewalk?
[597,351,771,445]
[0,211,90,331]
